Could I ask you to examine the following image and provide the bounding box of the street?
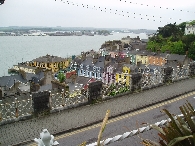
[28,91,195,146]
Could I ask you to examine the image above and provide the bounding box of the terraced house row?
[1,37,193,100]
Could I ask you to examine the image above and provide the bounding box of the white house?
[185,24,195,35]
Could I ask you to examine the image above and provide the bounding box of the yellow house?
[29,54,70,73]
[136,52,149,65]
[115,64,136,86]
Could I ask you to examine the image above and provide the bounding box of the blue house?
[78,54,105,80]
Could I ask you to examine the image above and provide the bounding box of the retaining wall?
[0,78,195,145]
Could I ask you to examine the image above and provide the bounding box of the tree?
[157,23,182,39]
[188,42,195,60]
[178,22,186,35]
[171,41,185,55]
[182,34,195,51]
[146,21,195,58]
[57,72,65,83]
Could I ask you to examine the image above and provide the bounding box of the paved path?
[29,92,195,146]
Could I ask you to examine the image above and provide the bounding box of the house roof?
[16,64,37,70]
[72,57,82,65]
[32,54,66,63]
[123,64,138,72]
[136,50,152,56]
[113,63,124,73]
[166,54,186,63]
[94,56,105,68]
[68,83,83,92]
[26,72,44,83]
[76,76,91,86]
[39,84,52,91]
[0,74,27,88]
[66,71,76,79]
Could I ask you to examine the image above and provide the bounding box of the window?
[93,66,96,71]
[80,69,83,74]
[124,76,127,79]
[92,72,94,76]
[119,74,121,78]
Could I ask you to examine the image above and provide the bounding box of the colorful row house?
[29,54,70,73]
[78,56,105,80]
[148,53,167,66]
[115,64,138,86]
[102,62,116,85]
[136,51,150,65]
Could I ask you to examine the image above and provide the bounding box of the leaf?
[151,124,165,135]
[177,116,192,136]
[97,110,110,146]
[167,135,193,146]
[186,101,195,115]
[162,109,183,136]
[180,106,195,133]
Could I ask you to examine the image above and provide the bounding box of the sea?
[0,33,148,77]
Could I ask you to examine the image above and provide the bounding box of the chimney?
[81,52,86,61]
[104,55,111,66]
[93,54,99,64]
[30,82,40,93]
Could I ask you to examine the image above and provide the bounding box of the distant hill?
[0,26,156,33]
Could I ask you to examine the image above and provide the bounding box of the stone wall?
[1,78,195,145]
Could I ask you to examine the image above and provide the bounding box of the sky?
[0,0,195,29]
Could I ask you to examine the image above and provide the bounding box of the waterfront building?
[102,63,115,85]
[29,54,70,73]
[136,51,150,65]
[9,63,38,74]
[165,54,190,66]
[78,53,105,80]
[127,50,137,64]
[148,53,167,66]
[185,23,195,35]
[115,63,138,86]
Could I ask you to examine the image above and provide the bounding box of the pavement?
[27,92,195,146]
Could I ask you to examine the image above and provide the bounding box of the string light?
[58,0,184,23]
[119,0,195,13]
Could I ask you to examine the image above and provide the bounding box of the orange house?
[148,54,167,66]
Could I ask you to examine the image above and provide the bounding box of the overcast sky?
[1,0,195,29]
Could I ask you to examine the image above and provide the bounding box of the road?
[27,91,195,146]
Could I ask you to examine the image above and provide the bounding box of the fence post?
[15,97,18,118]
[49,91,52,110]
[62,89,65,106]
